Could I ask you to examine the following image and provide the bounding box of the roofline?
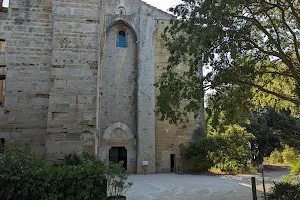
[139,0,175,18]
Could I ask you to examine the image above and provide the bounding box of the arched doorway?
[101,122,136,173]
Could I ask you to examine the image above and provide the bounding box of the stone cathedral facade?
[0,0,199,173]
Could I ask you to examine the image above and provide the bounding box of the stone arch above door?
[101,122,137,173]
[103,122,134,140]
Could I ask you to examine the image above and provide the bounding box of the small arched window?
[118,7,126,15]
[118,31,126,48]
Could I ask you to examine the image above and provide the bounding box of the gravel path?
[125,167,289,200]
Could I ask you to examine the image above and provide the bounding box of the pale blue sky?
[143,0,181,11]
[2,0,180,11]
[3,0,9,7]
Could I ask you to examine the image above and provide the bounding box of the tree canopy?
[156,0,300,124]
[244,108,300,163]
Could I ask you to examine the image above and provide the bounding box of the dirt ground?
[125,166,289,200]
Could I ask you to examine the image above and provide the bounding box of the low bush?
[0,143,107,200]
[268,182,300,200]
[0,165,107,200]
[41,165,107,200]
[182,125,254,173]
[267,149,284,164]
[62,153,105,166]
[107,163,133,198]
[209,125,255,173]
[282,146,299,165]
[291,158,300,176]
[181,136,215,172]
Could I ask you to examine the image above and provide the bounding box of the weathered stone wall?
[0,0,52,153]
[154,20,197,173]
[45,0,172,165]
[98,0,172,174]
[99,21,138,173]
[46,0,101,160]
[0,0,198,174]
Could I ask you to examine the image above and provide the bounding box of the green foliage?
[282,146,299,165]
[181,135,215,171]
[155,65,204,124]
[208,105,300,168]
[39,165,107,200]
[0,165,107,200]
[0,145,108,200]
[267,149,284,164]
[107,163,133,198]
[0,141,46,175]
[282,175,293,184]
[290,158,300,176]
[282,175,300,185]
[183,125,254,173]
[62,153,104,166]
[156,0,300,125]
[265,146,300,170]
[243,108,300,164]
[206,88,253,128]
[268,182,300,200]
[63,153,83,165]
[245,110,281,163]
[209,125,255,173]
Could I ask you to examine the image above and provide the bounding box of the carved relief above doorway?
[101,122,136,173]
[103,122,134,140]
[111,128,127,139]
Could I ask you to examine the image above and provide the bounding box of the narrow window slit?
[118,31,126,48]
[0,39,5,53]
[0,66,7,107]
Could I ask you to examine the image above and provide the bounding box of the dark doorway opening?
[170,154,175,173]
[109,147,127,170]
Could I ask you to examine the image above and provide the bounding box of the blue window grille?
[118,31,126,48]
[120,10,123,15]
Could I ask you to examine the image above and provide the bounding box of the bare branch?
[246,39,281,57]
[285,0,300,26]
[264,11,281,48]
[244,6,285,54]
[277,5,300,64]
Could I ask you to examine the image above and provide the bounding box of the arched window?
[118,31,126,48]
[118,7,126,15]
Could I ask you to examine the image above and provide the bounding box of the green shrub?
[0,164,107,200]
[291,158,300,176]
[182,125,254,173]
[282,146,299,165]
[63,153,83,165]
[215,160,246,173]
[282,175,293,184]
[62,153,105,166]
[181,136,215,172]
[268,149,284,164]
[0,145,107,200]
[209,125,255,173]
[0,142,46,175]
[40,165,107,200]
[107,163,133,198]
[268,182,300,200]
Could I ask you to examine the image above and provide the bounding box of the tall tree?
[245,108,300,163]
[156,0,300,124]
